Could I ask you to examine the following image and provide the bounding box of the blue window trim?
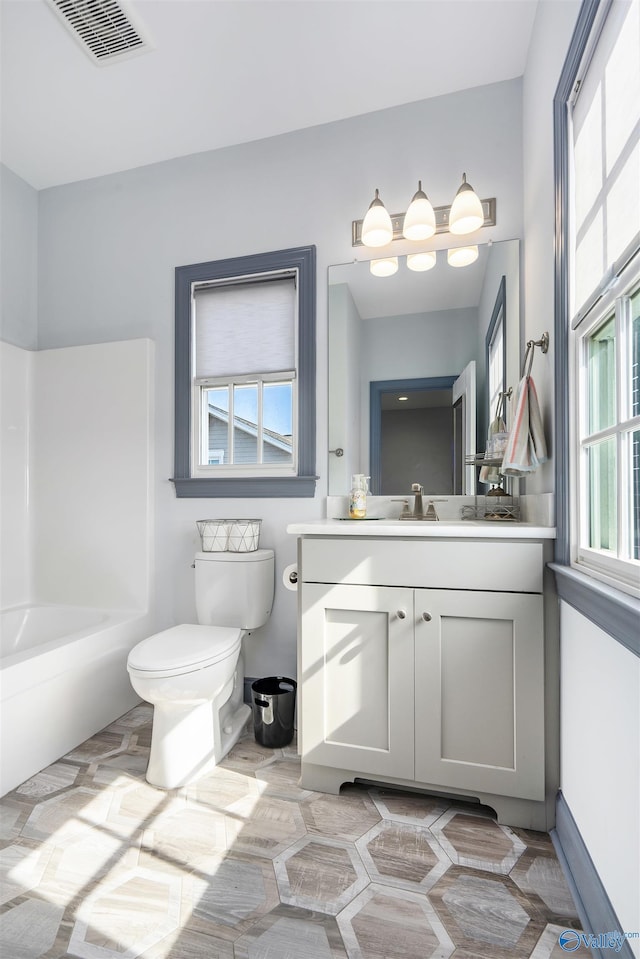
[171,246,317,498]
[552,0,639,657]
[484,274,507,441]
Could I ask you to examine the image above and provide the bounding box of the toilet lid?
[127,624,242,674]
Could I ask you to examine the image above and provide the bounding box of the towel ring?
[521,332,549,377]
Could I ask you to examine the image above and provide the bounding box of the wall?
[28,78,524,680]
[0,339,154,614]
[523,2,639,952]
[328,283,362,493]
[31,340,154,611]
[0,165,38,350]
[0,342,32,608]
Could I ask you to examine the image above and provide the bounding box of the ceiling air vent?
[45,0,153,66]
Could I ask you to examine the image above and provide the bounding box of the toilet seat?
[127,624,242,678]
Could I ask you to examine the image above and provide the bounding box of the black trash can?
[251,676,297,748]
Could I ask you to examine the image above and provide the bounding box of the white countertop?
[287,519,556,539]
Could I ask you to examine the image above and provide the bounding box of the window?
[172,246,316,497]
[568,0,640,595]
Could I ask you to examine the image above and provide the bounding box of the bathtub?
[0,603,150,796]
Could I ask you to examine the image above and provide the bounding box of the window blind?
[194,274,296,378]
[571,0,640,319]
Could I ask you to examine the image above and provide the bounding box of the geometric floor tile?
[68,866,182,958]
[337,882,455,959]
[368,787,451,826]
[0,842,56,905]
[433,807,527,874]
[443,874,530,946]
[233,905,348,959]
[0,706,589,959]
[224,794,306,859]
[0,898,65,959]
[16,761,79,799]
[511,851,579,917]
[301,788,381,842]
[356,820,451,890]
[182,854,279,937]
[274,835,369,914]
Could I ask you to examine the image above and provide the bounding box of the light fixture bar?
[352,197,496,247]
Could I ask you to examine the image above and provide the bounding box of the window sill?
[549,563,640,657]
[171,475,317,498]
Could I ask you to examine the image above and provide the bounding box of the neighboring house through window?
[172,246,316,498]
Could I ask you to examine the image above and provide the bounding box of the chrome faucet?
[411,483,424,518]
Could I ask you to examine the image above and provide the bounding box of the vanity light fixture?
[402,181,436,241]
[448,173,485,235]
[370,256,399,277]
[353,178,495,248]
[407,250,437,272]
[447,245,479,267]
[361,189,394,248]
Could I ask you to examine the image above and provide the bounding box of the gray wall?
[0,164,38,350]
[3,77,525,679]
[381,406,453,494]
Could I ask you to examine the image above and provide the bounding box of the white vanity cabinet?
[296,534,553,829]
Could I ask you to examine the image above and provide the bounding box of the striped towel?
[501,374,548,475]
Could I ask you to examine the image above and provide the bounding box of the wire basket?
[227,519,262,552]
[197,520,230,552]
[460,496,520,522]
[197,519,262,552]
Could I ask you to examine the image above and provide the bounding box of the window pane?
[631,429,640,560]
[205,387,229,465]
[631,288,640,417]
[588,315,616,432]
[263,381,293,464]
[233,384,258,464]
[588,436,617,552]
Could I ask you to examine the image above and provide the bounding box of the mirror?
[328,239,520,496]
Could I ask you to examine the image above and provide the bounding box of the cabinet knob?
[422,612,432,622]
[396,609,407,620]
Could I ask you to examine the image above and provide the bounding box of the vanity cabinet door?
[414,589,545,801]
[300,583,415,779]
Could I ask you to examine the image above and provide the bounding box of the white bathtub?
[0,603,150,796]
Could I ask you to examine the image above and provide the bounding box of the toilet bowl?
[127,548,274,789]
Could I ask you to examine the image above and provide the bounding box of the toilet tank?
[194,549,275,629]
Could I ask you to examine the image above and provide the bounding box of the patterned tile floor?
[0,705,591,959]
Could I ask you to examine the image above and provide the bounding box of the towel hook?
[521,331,550,377]
[494,387,512,421]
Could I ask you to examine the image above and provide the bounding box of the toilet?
[127,548,274,789]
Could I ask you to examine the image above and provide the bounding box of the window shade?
[194,275,296,378]
[571,0,640,316]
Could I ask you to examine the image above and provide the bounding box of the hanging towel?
[479,414,506,485]
[501,374,548,475]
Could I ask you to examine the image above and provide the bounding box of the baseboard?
[551,791,635,959]
[244,676,257,705]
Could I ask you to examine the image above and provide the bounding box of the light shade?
[447,245,479,268]
[370,256,398,277]
[407,250,437,272]
[402,181,436,241]
[361,189,393,247]
[449,173,484,235]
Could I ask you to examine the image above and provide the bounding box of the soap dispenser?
[349,474,369,519]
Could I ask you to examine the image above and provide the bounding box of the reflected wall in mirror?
[328,239,520,496]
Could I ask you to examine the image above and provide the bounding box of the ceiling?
[0,0,539,191]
